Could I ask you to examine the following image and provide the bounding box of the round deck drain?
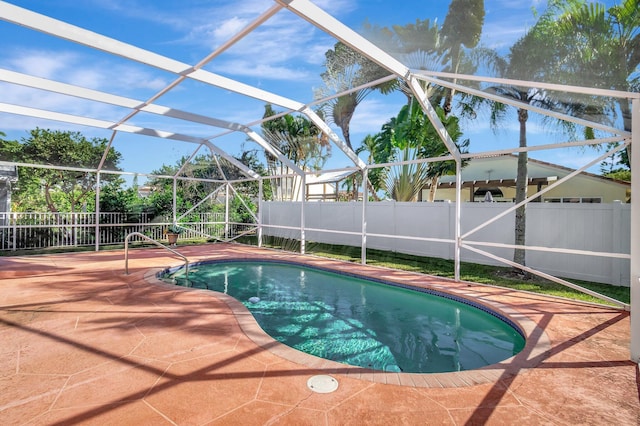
[307,375,338,393]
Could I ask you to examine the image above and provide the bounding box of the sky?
[0,0,626,183]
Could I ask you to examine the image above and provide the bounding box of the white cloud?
[58,1,354,95]
[8,50,77,79]
[212,16,250,41]
[0,48,173,134]
[480,22,528,51]
[212,59,312,81]
[349,97,401,136]
[3,48,169,93]
[163,2,337,83]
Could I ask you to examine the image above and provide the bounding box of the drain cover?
[307,375,339,393]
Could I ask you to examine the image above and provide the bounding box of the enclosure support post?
[361,168,368,265]
[454,159,462,282]
[630,98,639,363]
[172,178,177,224]
[300,174,306,254]
[258,178,263,248]
[225,183,230,240]
[94,172,100,252]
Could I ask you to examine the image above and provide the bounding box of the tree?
[394,101,468,201]
[364,18,445,104]
[261,104,331,200]
[484,0,639,269]
[355,134,395,200]
[145,149,267,227]
[372,102,468,201]
[315,42,396,151]
[99,177,142,216]
[441,0,485,115]
[545,0,639,167]
[477,23,561,269]
[415,106,469,201]
[1,128,122,213]
[261,104,331,169]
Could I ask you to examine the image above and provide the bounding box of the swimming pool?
[160,260,525,374]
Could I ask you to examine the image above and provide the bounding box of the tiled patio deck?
[0,243,638,425]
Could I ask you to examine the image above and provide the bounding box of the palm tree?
[417,106,469,201]
[355,134,395,201]
[480,26,559,269]
[261,104,331,200]
[545,0,639,163]
[441,0,485,116]
[384,145,430,202]
[315,42,395,151]
[371,101,468,202]
[364,18,446,104]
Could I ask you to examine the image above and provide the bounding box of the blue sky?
[0,0,623,181]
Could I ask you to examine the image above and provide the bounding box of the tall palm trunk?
[513,108,528,268]
[427,176,439,202]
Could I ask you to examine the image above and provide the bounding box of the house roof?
[305,170,357,185]
[438,155,629,188]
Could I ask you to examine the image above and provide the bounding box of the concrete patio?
[0,243,638,425]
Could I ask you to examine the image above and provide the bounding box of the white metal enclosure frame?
[0,0,637,362]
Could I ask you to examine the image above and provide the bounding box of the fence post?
[73,213,78,248]
[11,212,16,251]
[258,179,263,247]
[611,201,623,286]
[629,97,639,363]
[95,172,101,251]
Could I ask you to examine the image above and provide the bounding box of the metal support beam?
[258,179,263,248]
[300,174,306,254]
[95,172,101,252]
[454,160,462,281]
[275,0,409,78]
[0,102,260,180]
[631,98,639,363]
[415,74,630,137]
[172,179,177,225]
[301,107,365,169]
[225,183,230,240]
[361,168,368,265]
[407,77,462,163]
[0,2,302,111]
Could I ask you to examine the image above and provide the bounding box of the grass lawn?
[300,243,630,306]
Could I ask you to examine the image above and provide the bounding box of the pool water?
[163,260,525,373]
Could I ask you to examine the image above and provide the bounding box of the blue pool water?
[162,260,525,373]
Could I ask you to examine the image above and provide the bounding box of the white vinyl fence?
[0,212,225,251]
[261,201,631,286]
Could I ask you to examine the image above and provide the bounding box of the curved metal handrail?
[124,232,189,279]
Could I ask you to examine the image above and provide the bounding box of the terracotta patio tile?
[52,357,168,410]
[25,400,173,425]
[207,400,302,425]
[143,351,266,424]
[261,406,328,426]
[424,381,520,410]
[0,373,69,425]
[448,406,555,426]
[0,245,637,426]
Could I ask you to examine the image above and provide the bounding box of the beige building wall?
[429,174,629,203]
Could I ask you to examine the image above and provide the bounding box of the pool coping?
[145,255,552,388]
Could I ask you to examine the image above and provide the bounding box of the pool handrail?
[124,232,189,279]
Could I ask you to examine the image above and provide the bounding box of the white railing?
[0,212,228,251]
[124,232,189,278]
